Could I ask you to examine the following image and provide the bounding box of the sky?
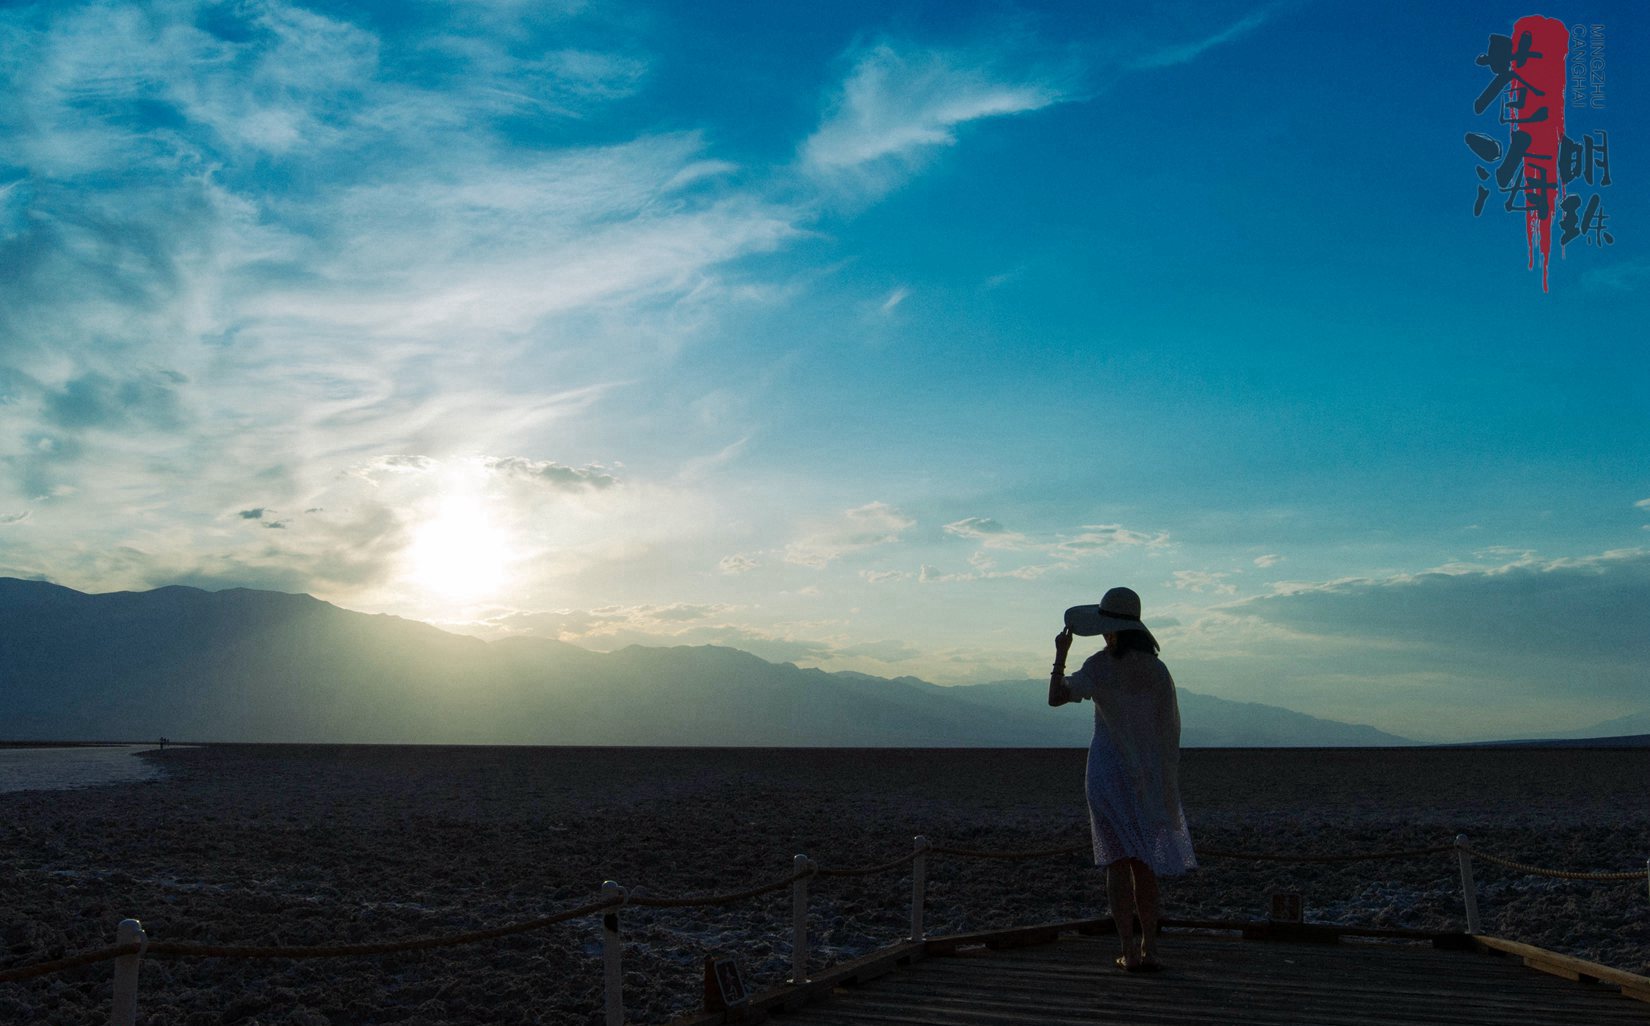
[1,0,1646,743]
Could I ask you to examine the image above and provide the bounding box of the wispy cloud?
[1583,258,1650,293]
[801,41,1067,193]
[1054,524,1170,556]
[718,554,759,575]
[785,501,915,568]
[0,1,808,614]
[942,516,1028,548]
[483,457,617,491]
[1128,6,1281,71]
[1171,569,1236,594]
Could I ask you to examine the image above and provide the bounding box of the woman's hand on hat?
[1054,627,1073,658]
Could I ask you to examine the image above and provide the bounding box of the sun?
[404,496,513,603]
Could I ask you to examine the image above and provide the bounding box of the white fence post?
[1455,834,1481,934]
[108,918,146,1026]
[601,881,627,1026]
[790,854,811,985]
[909,835,929,942]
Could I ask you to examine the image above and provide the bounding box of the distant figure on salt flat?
[1048,586,1196,972]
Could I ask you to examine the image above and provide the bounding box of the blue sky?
[1,0,1646,741]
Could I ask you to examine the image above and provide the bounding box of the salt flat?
[1,745,1644,1025]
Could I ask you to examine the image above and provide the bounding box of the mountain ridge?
[0,577,1423,747]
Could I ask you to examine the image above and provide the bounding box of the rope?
[0,897,619,983]
[929,842,1089,860]
[815,850,921,878]
[0,944,143,984]
[1199,844,1455,864]
[1461,846,1650,882]
[629,868,811,908]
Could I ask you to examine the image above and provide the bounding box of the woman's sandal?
[1115,955,1165,973]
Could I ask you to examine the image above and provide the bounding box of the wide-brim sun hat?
[1064,586,1156,644]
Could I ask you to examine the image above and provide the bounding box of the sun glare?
[405,497,512,602]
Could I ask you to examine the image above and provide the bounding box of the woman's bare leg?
[1105,860,1138,965]
[1131,861,1161,963]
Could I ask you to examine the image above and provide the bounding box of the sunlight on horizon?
[403,495,514,605]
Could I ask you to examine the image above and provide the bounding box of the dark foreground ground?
[1,745,1645,1025]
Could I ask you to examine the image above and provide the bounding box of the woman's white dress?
[1065,649,1197,876]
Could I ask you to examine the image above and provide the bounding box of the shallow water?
[0,744,164,793]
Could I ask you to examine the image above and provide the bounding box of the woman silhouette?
[1049,586,1196,971]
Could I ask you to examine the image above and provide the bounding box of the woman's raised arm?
[1049,628,1074,706]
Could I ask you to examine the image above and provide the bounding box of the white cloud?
[880,286,910,312]
[801,42,1066,192]
[1253,553,1282,568]
[482,456,616,490]
[718,554,759,575]
[918,562,1054,584]
[1635,498,1650,511]
[356,455,439,478]
[1129,6,1279,71]
[1054,523,1170,556]
[942,515,1029,549]
[785,501,915,568]
[860,569,912,584]
[1170,569,1236,594]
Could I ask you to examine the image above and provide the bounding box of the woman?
[1049,586,1195,972]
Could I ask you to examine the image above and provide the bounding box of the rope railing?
[4,832,1644,1024]
[815,849,921,878]
[629,867,813,908]
[929,841,1088,860]
[1458,845,1649,882]
[1198,843,1456,863]
[0,896,623,983]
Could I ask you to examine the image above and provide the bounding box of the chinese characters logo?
[1465,16,1612,292]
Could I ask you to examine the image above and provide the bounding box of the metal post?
[1455,834,1481,934]
[109,918,146,1026]
[909,835,929,942]
[790,854,811,985]
[601,881,627,1026]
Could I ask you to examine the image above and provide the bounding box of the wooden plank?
[1471,934,1650,995]
[819,990,1633,1026]
[773,932,1650,1026]
[897,956,1638,1024]
[662,941,926,1026]
[908,957,1612,1007]
[666,924,1650,1026]
[793,990,1648,1026]
[920,917,1110,955]
[1160,916,1468,943]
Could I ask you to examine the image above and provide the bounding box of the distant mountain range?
[0,577,1440,747]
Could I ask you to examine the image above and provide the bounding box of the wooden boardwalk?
[678,922,1650,1026]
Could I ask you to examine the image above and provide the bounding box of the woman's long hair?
[1106,628,1159,659]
